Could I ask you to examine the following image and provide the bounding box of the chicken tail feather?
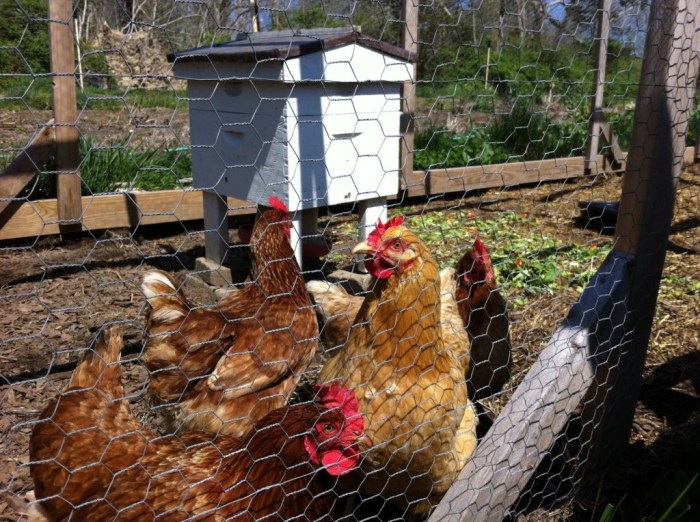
[69,325,124,396]
[142,270,189,325]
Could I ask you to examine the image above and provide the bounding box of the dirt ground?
[0,108,191,150]
[0,122,698,519]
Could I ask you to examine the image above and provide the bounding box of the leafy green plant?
[408,209,612,308]
[80,140,191,194]
[1,76,54,110]
[20,139,192,199]
[414,127,508,170]
[609,109,635,151]
[0,0,49,79]
[597,472,698,522]
[488,101,554,161]
[325,203,697,315]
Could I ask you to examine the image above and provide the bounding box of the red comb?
[315,382,356,411]
[473,237,488,258]
[269,196,288,213]
[315,382,363,430]
[367,215,405,248]
[385,215,404,228]
[462,237,495,283]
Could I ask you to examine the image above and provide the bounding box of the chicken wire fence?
[1,0,699,520]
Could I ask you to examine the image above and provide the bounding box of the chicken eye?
[391,240,402,251]
[324,423,335,432]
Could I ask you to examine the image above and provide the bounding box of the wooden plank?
[599,119,625,167]
[426,155,609,195]
[399,167,428,198]
[0,191,255,241]
[614,0,700,255]
[399,0,418,193]
[575,1,700,494]
[684,144,696,164]
[428,329,596,521]
[582,0,700,487]
[0,121,55,216]
[48,0,82,230]
[0,147,693,242]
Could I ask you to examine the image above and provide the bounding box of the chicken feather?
[141,199,318,438]
[30,327,367,522]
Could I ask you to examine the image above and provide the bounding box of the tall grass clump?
[21,139,191,200]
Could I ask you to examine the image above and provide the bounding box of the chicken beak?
[352,240,375,256]
[356,433,373,449]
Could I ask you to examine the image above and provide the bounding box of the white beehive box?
[170,29,414,212]
[170,29,415,268]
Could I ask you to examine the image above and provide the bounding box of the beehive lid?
[168,28,415,63]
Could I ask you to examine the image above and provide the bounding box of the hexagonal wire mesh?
[1,0,699,520]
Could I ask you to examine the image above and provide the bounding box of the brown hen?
[318,216,477,515]
[454,237,512,400]
[141,197,318,438]
[29,326,367,521]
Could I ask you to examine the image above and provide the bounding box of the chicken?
[29,326,368,521]
[309,237,511,401]
[308,269,471,372]
[438,265,473,375]
[318,216,477,514]
[141,196,319,438]
[306,279,359,352]
[454,237,512,401]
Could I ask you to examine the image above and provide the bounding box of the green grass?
[0,77,186,110]
[598,471,698,522]
[22,139,191,199]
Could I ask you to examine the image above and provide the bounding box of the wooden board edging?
[0,190,255,241]
[426,155,607,195]
[1,147,694,242]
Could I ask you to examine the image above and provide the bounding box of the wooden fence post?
[614,0,700,256]
[48,0,82,234]
[399,0,418,193]
[581,0,700,479]
[585,0,625,173]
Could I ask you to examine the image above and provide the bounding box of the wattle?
[364,257,394,279]
[321,448,359,476]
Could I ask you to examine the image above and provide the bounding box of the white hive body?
[172,29,414,211]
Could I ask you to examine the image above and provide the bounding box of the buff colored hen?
[309,237,511,400]
[319,216,477,515]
